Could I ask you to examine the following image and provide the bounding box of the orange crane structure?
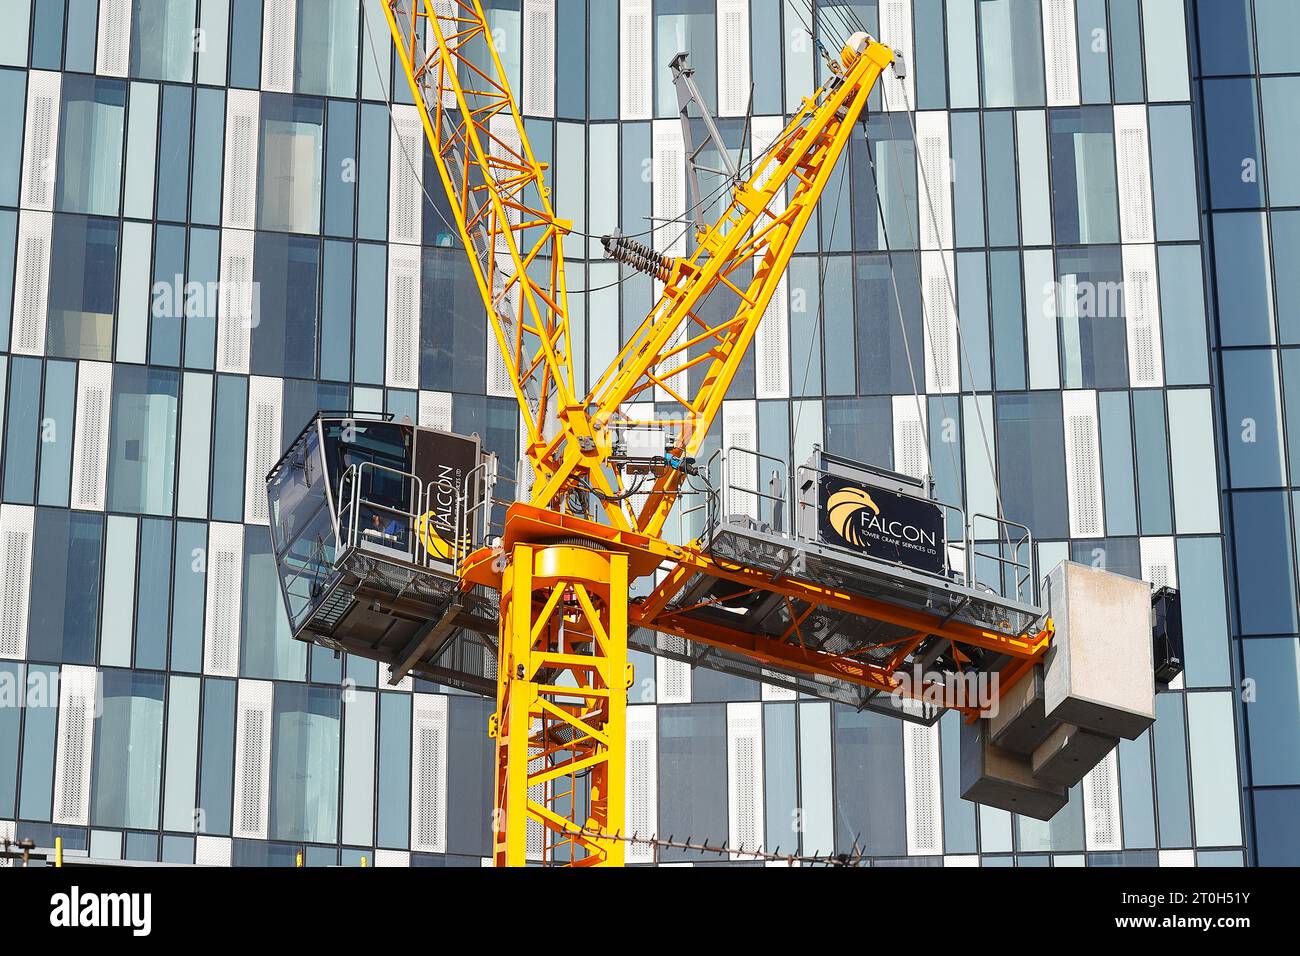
[266,0,1161,867]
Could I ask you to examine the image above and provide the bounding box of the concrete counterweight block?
[959,717,1068,821]
[1041,561,1155,740]
[988,664,1056,754]
[1031,722,1119,788]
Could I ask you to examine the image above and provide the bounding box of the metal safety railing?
[969,512,1038,605]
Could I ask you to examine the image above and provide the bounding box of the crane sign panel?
[816,473,947,575]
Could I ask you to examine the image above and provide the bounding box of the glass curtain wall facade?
[0,0,1271,866]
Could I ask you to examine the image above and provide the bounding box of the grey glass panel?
[184,227,220,368]
[241,528,302,680]
[825,396,892,468]
[320,240,353,381]
[1275,212,1300,345]
[36,360,75,507]
[1133,390,1172,534]
[833,706,905,856]
[654,2,716,119]
[150,224,185,364]
[252,232,320,379]
[46,215,119,361]
[170,521,206,673]
[324,99,357,237]
[763,703,798,852]
[1256,0,1300,73]
[353,242,385,384]
[951,112,985,248]
[990,250,1025,389]
[1148,106,1199,242]
[1195,0,1254,76]
[1222,349,1285,487]
[270,684,341,843]
[229,0,262,87]
[856,253,923,395]
[1158,245,1209,384]
[91,670,165,829]
[1152,692,1191,847]
[1118,733,1156,848]
[27,509,103,665]
[130,0,197,81]
[1049,108,1119,245]
[3,356,41,503]
[357,104,388,242]
[447,695,493,857]
[955,252,991,391]
[658,704,727,862]
[376,691,411,848]
[56,75,126,217]
[198,677,236,834]
[1057,246,1127,388]
[295,0,358,97]
[422,246,486,393]
[18,665,58,821]
[556,0,584,119]
[1202,78,1265,209]
[1098,391,1136,536]
[31,0,64,70]
[259,95,325,234]
[107,365,180,515]
[0,662,20,816]
[192,88,225,226]
[1108,0,1144,101]
[157,85,193,223]
[1241,639,1300,786]
[588,0,618,119]
[939,710,977,853]
[1017,785,1084,852]
[136,518,173,670]
[983,112,1019,247]
[1253,789,1300,865]
[1232,492,1298,634]
[978,0,1045,107]
[1176,537,1231,688]
[996,394,1068,539]
[1075,0,1110,103]
[0,70,25,205]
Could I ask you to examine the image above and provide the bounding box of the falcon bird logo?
[826,486,880,547]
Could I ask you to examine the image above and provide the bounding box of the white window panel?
[0,820,13,867]
[904,721,943,855]
[751,116,787,220]
[380,662,413,691]
[244,376,283,525]
[754,275,790,399]
[761,677,796,702]
[53,665,98,827]
[216,229,255,373]
[418,391,453,431]
[198,0,231,87]
[233,679,273,840]
[0,505,35,660]
[177,372,214,519]
[879,0,914,111]
[915,112,952,250]
[619,0,652,121]
[374,849,410,867]
[203,522,244,678]
[1159,849,1195,867]
[490,113,524,257]
[487,287,518,398]
[11,210,52,356]
[260,0,296,93]
[424,1,459,108]
[922,251,959,393]
[1083,748,1121,851]
[222,90,260,231]
[892,394,928,480]
[1123,244,1163,388]
[71,361,113,512]
[389,104,424,246]
[410,693,449,854]
[727,702,765,859]
[20,71,60,211]
[386,244,422,390]
[722,400,758,520]
[1023,248,1059,389]
[115,221,153,363]
[625,705,658,863]
[797,701,835,855]
[944,854,980,866]
[1042,0,1080,106]
[1139,536,1177,590]
[652,120,686,258]
[96,0,132,76]
[1114,105,1155,245]
[195,835,232,866]
[522,0,555,116]
[1062,389,1105,538]
[716,0,751,117]
[656,643,691,705]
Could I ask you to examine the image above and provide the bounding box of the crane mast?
[382,0,903,865]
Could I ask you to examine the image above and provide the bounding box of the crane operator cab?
[265,413,501,693]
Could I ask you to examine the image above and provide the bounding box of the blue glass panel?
[199,677,236,834]
[1232,492,1299,634]
[1202,78,1265,208]
[27,509,104,664]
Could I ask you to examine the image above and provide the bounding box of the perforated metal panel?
[722,401,758,519]
[21,71,61,211]
[922,251,958,393]
[487,286,518,398]
[222,91,260,230]
[490,113,524,257]
[904,721,943,855]
[244,376,283,525]
[203,522,244,678]
[1158,849,1195,867]
[522,0,555,116]
[410,693,448,854]
[526,744,546,861]
[71,362,113,511]
[380,662,413,691]
[625,705,658,864]
[915,112,952,250]
[195,835,232,866]
[652,120,687,402]
[1114,105,1155,245]
[619,0,652,120]
[389,105,424,246]
[261,0,297,93]
[374,849,410,867]
[879,0,914,110]
[418,391,454,431]
[892,394,928,480]
[216,228,256,373]
[656,641,691,705]
[1123,244,1163,388]
[0,820,14,867]
[386,244,422,389]
[1083,748,1121,851]
[12,211,52,356]
[233,679,273,840]
[727,702,765,859]
[1063,390,1105,538]
[0,506,34,660]
[53,665,98,827]
[1042,0,1080,106]
[1140,536,1177,590]
[753,274,790,399]
[716,0,751,117]
[96,0,132,76]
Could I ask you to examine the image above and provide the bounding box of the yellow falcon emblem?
[826,486,879,547]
